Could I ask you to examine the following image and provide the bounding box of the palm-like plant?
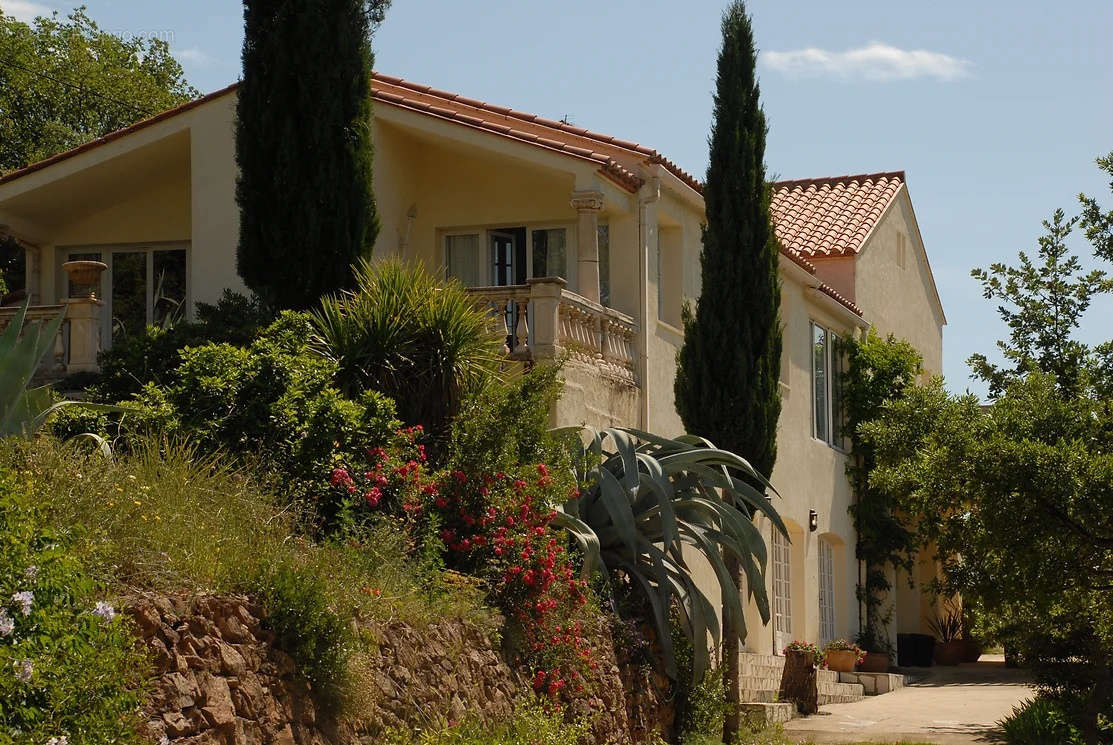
[554,427,788,682]
[312,260,505,441]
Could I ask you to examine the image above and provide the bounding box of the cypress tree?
[673,3,781,740]
[235,0,380,311]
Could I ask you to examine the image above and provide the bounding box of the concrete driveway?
[783,657,1036,744]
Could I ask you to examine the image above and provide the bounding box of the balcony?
[468,277,637,386]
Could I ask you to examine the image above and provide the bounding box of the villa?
[0,74,945,689]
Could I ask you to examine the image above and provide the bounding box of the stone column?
[570,190,604,304]
[62,298,103,373]
[526,276,566,360]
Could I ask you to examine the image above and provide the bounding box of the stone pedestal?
[526,277,566,360]
[62,298,103,373]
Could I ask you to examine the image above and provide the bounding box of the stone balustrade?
[0,298,103,381]
[468,277,637,385]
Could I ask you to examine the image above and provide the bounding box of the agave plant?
[553,426,788,682]
[0,301,117,448]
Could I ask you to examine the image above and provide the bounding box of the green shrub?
[448,363,570,474]
[248,562,352,717]
[312,260,504,443]
[91,312,403,515]
[382,695,588,744]
[90,290,272,402]
[999,694,1113,745]
[0,469,147,744]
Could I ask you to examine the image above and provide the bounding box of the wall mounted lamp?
[809,509,819,532]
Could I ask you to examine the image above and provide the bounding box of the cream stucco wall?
[837,191,945,374]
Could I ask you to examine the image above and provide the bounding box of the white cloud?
[176,47,217,66]
[3,0,53,22]
[761,42,970,82]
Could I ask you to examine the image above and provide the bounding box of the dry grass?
[1,436,493,629]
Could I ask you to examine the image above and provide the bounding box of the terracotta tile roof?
[770,171,904,257]
[0,83,239,187]
[370,74,703,195]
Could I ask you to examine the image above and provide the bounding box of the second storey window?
[812,321,846,447]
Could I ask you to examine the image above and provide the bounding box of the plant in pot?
[927,601,965,666]
[823,639,865,673]
[855,625,894,673]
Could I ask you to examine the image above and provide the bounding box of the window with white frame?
[818,538,836,646]
[811,322,847,447]
[772,528,792,653]
[442,225,573,289]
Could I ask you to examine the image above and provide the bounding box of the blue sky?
[6,0,1112,397]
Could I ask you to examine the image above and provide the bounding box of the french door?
[772,528,792,653]
[819,539,836,646]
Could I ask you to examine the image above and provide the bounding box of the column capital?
[569,190,604,212]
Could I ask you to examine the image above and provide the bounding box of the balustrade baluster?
[514,300,530,354]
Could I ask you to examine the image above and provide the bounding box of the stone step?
[739,702,795,725]
[738,688,779,703]
[838,671,907,695]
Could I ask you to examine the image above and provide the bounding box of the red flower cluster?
[328,449,596,702]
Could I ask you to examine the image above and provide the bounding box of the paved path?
[783,657,1036,744]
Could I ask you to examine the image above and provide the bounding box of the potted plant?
[783,640,823,667]
[927,601,965,666]
[823,639,865,672]
[855,625,893,673]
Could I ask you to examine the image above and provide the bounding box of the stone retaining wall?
[128,592,673,745]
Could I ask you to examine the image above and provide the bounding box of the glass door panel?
[153,249,187,327]
[531,228,567,280]
[111,251,147,343]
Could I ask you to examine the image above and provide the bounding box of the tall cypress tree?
[673,3,781,740]
[235,0,381,310]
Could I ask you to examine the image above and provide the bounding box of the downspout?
[636,171,661,430]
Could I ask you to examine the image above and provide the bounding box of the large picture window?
[811,321,847,447]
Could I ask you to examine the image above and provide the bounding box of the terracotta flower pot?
[961,637,983,663]
[858,651,890,672]
[934,640,965,666]
[824,649,858,673]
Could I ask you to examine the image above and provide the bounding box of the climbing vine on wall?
[841,329,923,653]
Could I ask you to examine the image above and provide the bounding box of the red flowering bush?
[328,440,598,704]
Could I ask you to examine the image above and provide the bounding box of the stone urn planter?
[824,649,858,673]
[934,639,965,666]
[858,651,890,673]
[62,260,107,299]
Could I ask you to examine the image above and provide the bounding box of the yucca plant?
[312,260,505,443]
[0,302,116,444]
[553,426,788,682]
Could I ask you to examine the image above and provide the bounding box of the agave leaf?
[614,556,679,679]
[550,510,601,577]
[594,467,639,559]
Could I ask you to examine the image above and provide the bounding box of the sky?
[5,0,1112,398]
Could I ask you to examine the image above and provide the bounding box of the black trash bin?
[897,633,935,666]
